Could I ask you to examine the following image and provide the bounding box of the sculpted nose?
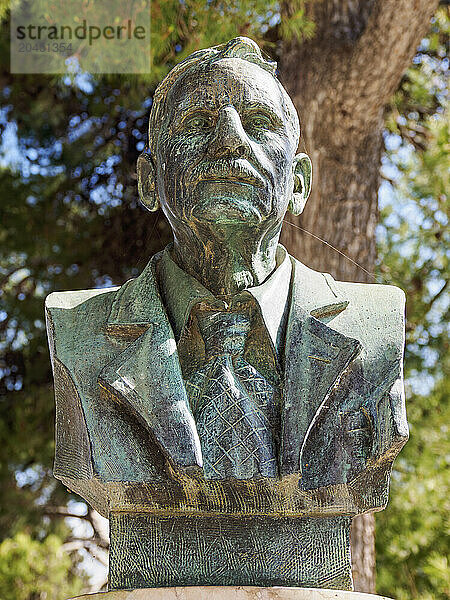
[208,106,250,158]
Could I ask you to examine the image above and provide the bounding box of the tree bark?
[279,0,438,592]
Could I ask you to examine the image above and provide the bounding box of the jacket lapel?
[98,253,202,469]
[98,251,360,477]
[280,258,362,475]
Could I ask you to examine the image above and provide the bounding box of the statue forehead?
[166,58,285,113]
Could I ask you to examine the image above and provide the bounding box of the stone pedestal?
[70,587,393,599]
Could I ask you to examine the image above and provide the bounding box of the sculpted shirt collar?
[157,244,292,353]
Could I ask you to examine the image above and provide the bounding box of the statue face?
[155,58,298,230]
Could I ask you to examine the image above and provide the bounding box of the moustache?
[187,158,268,189]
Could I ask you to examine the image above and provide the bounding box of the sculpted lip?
[192,179,265,223]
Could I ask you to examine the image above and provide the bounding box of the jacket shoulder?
[333,279,406,367]
[45,286,120,361]
[289,254,405,320]
[335,279,406,309]
[45,286,120,311]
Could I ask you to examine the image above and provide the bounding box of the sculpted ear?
[289,153,312,216]
[137,150,159,212]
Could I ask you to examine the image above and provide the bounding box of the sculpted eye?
[244,113,274,132]
[184,113,214,132]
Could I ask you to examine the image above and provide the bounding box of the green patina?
[45,37,408,591]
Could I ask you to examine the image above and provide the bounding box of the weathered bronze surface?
[46,37,408,591]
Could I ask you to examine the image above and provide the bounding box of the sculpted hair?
[146,36,300,157]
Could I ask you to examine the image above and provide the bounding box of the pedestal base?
[70,587,393,599]
[110,513,352,589]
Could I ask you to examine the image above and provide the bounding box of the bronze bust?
[46,37,408,591]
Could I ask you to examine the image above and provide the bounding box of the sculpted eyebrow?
[175,97,217,114]
[242,101,284,123]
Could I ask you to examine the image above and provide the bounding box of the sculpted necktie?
[184,297,280,480]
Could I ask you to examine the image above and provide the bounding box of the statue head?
[137,37,312,240]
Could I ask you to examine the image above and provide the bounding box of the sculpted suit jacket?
[45,250,408,518]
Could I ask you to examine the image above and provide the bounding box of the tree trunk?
[279,0,438,592]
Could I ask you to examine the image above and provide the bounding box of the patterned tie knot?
[186,295,279,480]
[196,308,252,357]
